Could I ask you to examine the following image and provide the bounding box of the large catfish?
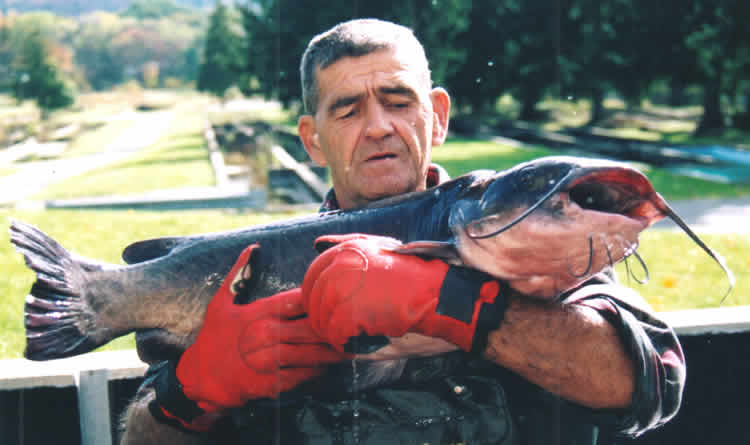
[10,156,733,369]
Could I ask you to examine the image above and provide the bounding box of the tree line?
[2,0,749,135]
[202,0,749,135]
[0,0,205,115]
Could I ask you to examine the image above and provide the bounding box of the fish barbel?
[9,156,733,369]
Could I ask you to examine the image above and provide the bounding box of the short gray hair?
[300,19,431,114]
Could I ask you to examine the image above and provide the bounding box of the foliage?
[2,1,750,134]
[120,0,192,20]
[196,2,245,96]
[1,8,204,93]
[73,13,125,90]
[9,25,74,116]
[237,0,471,110]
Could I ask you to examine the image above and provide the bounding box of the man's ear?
[298,114,328,167]
[430,87,451,147]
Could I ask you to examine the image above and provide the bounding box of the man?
[121,19,684,444]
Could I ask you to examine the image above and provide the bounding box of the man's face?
[299,48,450,209]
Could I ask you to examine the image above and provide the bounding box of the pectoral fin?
[122,237,188,264]
[389,240,462,264]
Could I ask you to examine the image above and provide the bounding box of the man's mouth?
[366,152,397,162]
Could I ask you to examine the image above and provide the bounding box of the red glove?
[301,234,509,355]
[150,245,350,432]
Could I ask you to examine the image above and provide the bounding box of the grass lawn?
[437,137,748,201]
[614,230,749,311]
[31,97,216,200]
[434,138,554,175]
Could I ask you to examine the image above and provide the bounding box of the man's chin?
[361,182,416,203]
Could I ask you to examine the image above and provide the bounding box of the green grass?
[60,117,138,158]
[32,99,216,200]
[614,231,749,311]
[635,164,750,200]
[438,137,750,201]
[0,167,18,178]
[0,208,312,359]
[34,134,215,200]
[434,138,554,176]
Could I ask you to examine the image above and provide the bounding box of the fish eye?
[569,182,619,212]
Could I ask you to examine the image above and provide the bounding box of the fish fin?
[122,237,185,264]
[390,240,462,263]
[9,220,112,360]
[313,234,402,253]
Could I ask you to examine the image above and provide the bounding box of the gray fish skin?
[10,172,468,361]
[9,156,731,367]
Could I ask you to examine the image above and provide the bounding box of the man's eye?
[338,108,356,119]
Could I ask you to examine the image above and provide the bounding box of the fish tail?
[9,219,106,360]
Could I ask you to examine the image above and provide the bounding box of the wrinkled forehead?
[316,48,430,99]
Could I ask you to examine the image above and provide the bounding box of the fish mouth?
[459,158,734,300]
[465,163,667,240]
[565,168,665,226]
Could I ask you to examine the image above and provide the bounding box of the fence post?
[76,369,113,445]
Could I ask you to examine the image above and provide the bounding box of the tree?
[197,2,245,96]
[0,16,13,93]
[74,28,124,90]
[121,0,190,20]
[237,0,470,110]
[11,26,74,118]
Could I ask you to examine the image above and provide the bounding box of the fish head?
[449,156,669,299]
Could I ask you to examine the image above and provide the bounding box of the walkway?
[0,109,174,206]
[655,196,750,233]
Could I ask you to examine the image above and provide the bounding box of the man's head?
[300,19,432,115]
[298,19,451,210]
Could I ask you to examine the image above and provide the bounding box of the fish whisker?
[603,234,615,269]
[628,249,650,285]
[658,198,734,304]
[567,236,594,279]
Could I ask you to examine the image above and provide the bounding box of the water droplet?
[351,359,361,444]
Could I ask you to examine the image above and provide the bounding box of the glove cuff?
[469,280,510,355]
[434,266,510,355]
[148,359,218,433]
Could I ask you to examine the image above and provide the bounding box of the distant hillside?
[2,0,217,16]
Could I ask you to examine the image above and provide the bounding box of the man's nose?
[364,103,394,140]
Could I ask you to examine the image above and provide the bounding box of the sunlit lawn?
[437,137,749,201]
[32,96,217,200]
[614,230,748,311]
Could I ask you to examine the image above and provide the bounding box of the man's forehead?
[316,51,429,100]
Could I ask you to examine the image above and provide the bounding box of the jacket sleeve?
[564,276,686,437]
